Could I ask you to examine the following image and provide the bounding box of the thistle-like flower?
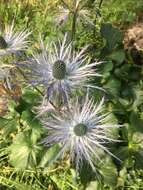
[41,96,120,172]
[56,0,94,26]
[22,34,102,103]
[0,23,30,56]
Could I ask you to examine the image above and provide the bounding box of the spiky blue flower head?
[23,34,102,103]
[0,22,30,56]
[41,96,120,172]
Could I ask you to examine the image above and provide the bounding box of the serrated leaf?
[39,144,60,168]
[101,23,123,52]
[100,158,118,187]
[9,131,42,169]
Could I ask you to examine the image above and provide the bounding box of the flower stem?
[16,66,61,112]
[71,12,77,41]
[71,0,77,42]
[99,0,104,8]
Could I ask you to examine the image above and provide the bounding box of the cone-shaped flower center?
[0,36,7,49]
[52,60,66,80]
[74,123,88,136]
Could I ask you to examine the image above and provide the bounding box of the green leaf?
[101,23,123,53]
[0,118,18,137]
[118,98,131,109]
[117,168,127,187]
[132,86,143,109]
[114,146,130,162]
[21,110,44,143]
[86,181,101,190]
[128,66,142,81]
[79,160,98,186]
[0,117,11,128]
[102,60,113,73]
[0,176,36,190]
[100,157,118,187]
[15,98,31,114]
[104,77,121,97]
[39,144,60,168]
[114,64,129,80]
[115,64,141,81]
[109,50,125,63]
[101,61,113,79]
[9,131,42,169]
[22,89,41,105]
[14,88,41,115]
[133,149,143,169]
[130,112,143,133]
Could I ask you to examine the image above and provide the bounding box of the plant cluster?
[0,0,143,189]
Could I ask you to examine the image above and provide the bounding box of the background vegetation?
[0,0,143,189]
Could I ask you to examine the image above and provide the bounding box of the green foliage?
[9,130,42,168]
[102,0,143,26]
[101,23,123,54]
[0,0,143,189]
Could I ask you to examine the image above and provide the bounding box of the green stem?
[71,0,77,42]
[16,67,61,112]
[71,12,77,42]
[99,0,104,8]
[93,0,104,37]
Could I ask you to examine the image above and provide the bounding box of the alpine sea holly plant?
[0,8,121,190]
[20,34,102,104]
[0,22,30,56]
[3,0,143,189]
[11,0,121,177]
[41,96,121,173]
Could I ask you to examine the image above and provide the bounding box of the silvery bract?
[42,96,120,171]
[23,34,102,103]
[0,66,10,80]
[0,23,30,56]
[0,64,15,89]
[56,0,94,25]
